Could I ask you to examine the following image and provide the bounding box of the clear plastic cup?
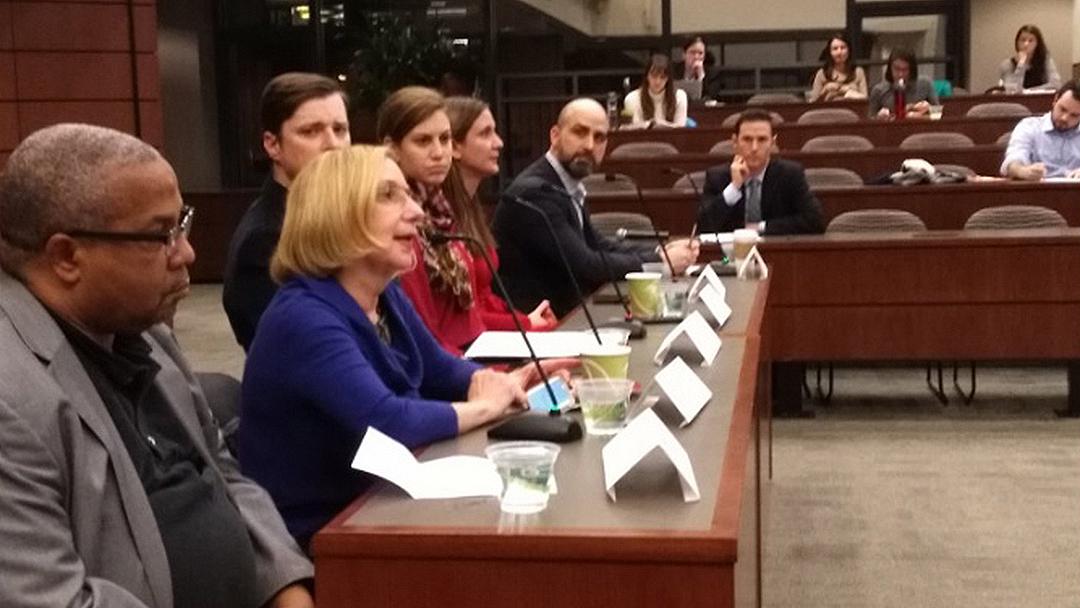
[595,327,631,346]
[575,378,634,435]
[580,343,632,379]
[485,441,560,514]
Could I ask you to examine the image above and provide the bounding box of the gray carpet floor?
[174,285,1080,607]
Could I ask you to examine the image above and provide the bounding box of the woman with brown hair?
[998,25,1061,92]
[623,54,688,128]
[809,33,867,102]
[377,87,553,354]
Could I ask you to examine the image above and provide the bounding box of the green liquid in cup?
[581,399,629,435]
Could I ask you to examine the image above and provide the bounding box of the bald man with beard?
[493,98,699,317]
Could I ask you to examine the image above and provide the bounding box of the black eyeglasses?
[67,205,195,254]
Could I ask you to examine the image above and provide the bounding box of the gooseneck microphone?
[665,167,703,239]
[427,232,582,442]
[608,174,679,281]
[537,181,644,338]
[511,193,604,344]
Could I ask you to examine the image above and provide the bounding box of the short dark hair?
[734,108,775,136]
[1054,79,1080,101]
[260,72,346,136]
[884,49,918,84]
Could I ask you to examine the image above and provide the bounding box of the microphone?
[533,183,644,338]
[616,227,670,240]
[665,167,702,239]
[427,232,582,442]
[609,174,679,281]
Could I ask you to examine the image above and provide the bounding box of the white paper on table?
[1043,176,1080,183]
[350,427,502,499]
[694,232,733,245]
[688,263,726,302]
[601,409,700,503]
[653,311,722,367]
[698,284,732,327]
[653,356,713,426]
[736,245,769,280]
[464,330,601,359]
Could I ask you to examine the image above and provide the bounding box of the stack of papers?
[464,330,607,359]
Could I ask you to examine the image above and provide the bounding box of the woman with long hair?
[623,54,688,128]
[868,48,939,119]
[809,34,868,102]
[998,25,1061,92]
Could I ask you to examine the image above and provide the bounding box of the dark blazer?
[493,157,660,317]
[696,158,825,235]
[223,178,286,351]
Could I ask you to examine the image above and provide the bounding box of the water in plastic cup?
[929,105,943,120]
[662,282,688,317]
[576,378,635,435]
[595,327,631,346]
[626,271,662,318]
[732,229,759,263]
[485,441,560,514]
[580,343,632,379]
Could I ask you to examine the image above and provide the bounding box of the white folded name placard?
[351,427,502,499]
[688,263,725,302]
[698,283,732,328]
[653,310,721,366]
[654,356,713,426]
[601,409,700,503]
[736,245,769,280]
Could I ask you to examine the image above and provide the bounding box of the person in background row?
[674,36,722,100]
[223,72,350,351]
[624,54,689,128]
[239,145,571,551]
[442,96,557,335]
[998,24,1062,93]
[697,109,824,235]
[0,123,313,608]
[809,33,868,102]
[868,48,939,119]
[493,98,699,317]
[1001,79,1080,180]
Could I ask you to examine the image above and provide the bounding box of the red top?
[399,241,536,355]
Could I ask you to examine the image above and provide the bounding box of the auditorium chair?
[709,140,778,156]
[796,107,860,124]
[804,167,864,189]
[590,212,655,240]
[747,92,803,105]
[721,110,785,128]
[810,210,933,403]
[996,131,1013,145]
[672,170,708,192]
[608,141,679,159]
[801,134,874,152]
[964,102,1030,118]
[899,132,974,149]
[582,172,638,194]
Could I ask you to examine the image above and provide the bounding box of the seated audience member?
[492,98,700,317]
[810,33,868,102]
[998,25,1062,93]
[868,49,939,119]
[624,54,689,128]
[1001,80,1080,180]
[696,109,825,235]
[239,145,568,550]
[0,124,313,608]
[443,96,557,334]
[223,72,350,350]
[675,36,722,99]
[379,88,555,353]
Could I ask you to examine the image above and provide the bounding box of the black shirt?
[54,316,260,608]
[223,177,287,351]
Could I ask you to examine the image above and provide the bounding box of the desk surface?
[313,277,769,607]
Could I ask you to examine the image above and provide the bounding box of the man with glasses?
[0,124,313,608]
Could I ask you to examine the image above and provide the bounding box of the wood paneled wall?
[0,0,160,167]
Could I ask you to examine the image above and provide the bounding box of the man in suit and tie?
[0,124,313,607]
[493,98,700,317]
[696,108,825,235]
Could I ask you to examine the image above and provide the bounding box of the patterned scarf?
[412,181,474,309]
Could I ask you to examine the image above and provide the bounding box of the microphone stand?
[622,174,679,281]
[427,232,582,442]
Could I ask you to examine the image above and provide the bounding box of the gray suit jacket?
[0,270,311,608]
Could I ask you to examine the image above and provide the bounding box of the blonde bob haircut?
[271,144,390,283]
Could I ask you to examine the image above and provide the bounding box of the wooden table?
[739,229,1080,413]
[599,145,1006,187]
[313,277,771,608]
[610,114,1024,154]
[586,181,1080,234]
[690,92,1053,127]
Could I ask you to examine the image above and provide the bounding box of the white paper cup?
[732,229,759,263]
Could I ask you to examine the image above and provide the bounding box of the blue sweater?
[238,276,479,549]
